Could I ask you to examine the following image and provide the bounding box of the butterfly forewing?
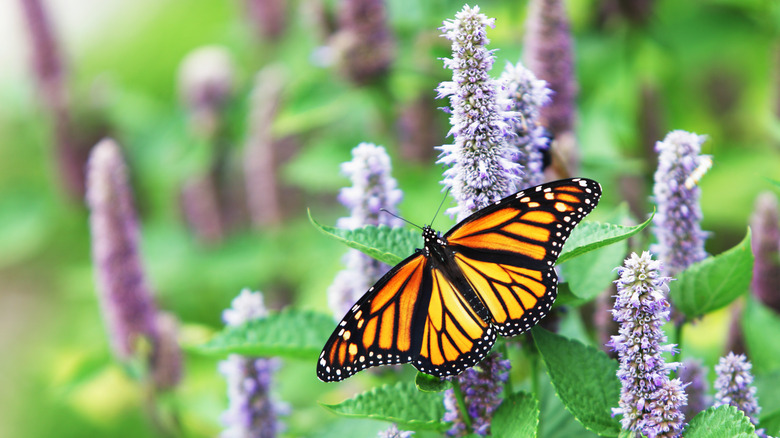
[317,178,601,382]
[445,178,601,336]
[317,254,428,382]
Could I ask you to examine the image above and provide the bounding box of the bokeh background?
[0,0,778,437]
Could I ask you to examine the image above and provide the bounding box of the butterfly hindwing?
[412,266,496,377]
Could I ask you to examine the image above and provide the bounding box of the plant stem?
[451,379,473,429]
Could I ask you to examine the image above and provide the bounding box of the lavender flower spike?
[219,289,288,438]
[714,352,761,427]
[377,424,414,438]
[87,138,160,361]
[327,143,403,318]
[437,5,521,220]
[651,130,711,275]
[608,252,687,438]
[442,352,510,437]
[498,61,552,189]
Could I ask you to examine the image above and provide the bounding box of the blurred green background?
[0,0,778,437]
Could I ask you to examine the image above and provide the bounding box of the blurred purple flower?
[327,143,402,318]
[245,0,287,40]
[750,192,780,312]
[713,352,761,427]
[87,138,160,361]
[377,424,414,438]
[651,130,711,276]
[437,5,520,220]
[178,46,236,139]
[219,289,288,438]
[608,252,686,438]
[442,352,510,437]
[498,61,552,189]
[151,311,183,389]
[678,358,709,422]
[244,65,287,228]
[523,0,576,136]
[331,0,394,84]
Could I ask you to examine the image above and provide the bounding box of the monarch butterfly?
[317,178,601,382]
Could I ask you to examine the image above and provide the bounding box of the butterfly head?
[422,225,442,243]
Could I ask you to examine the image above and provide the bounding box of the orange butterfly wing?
[445,178,601,336]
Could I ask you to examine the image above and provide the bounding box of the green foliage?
[492,392,539,438]
[532,327,622,437]
[309,210,422,266]
[742,296,780,375]
[669,229,754,319]
[321,382,447,431]
[195,309,334,359]
[415,372,451,392]
[557,214,653,264]
[684,405,756,438]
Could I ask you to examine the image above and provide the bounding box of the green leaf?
[553,282,581,307]
[537,366,600,438]
[532,327,621,437]
[759,408,780,438]
[742,296,780,374]
[415,372,450,392]
[308,209,421,265]
[559,238,626,301]
[195,309,334,359]
[492,392,539,438]
[557,212,653,265]
[670,229,754,319]
[684,405,756,438]
[321,381,446,431]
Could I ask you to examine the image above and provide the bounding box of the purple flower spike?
[219,289,288,438]
[499,61,552,189]
[437,5,521,220]
[442,352,510,437]
[87,138,160,361]
[651,130,711,275]
[328,143,403,318]
[377,424,414,438]
[750,192,780,312]
[608,252,687,438]
[713,352,761,427]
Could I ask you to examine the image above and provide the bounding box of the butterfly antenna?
[430,188,451,227]
[379,209,423,231]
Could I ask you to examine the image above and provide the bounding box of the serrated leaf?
[309,210,421,265]
[195,309,334,359]
[532,327,621,437]
[684,405,756,438]
[670,229,753,319]
[558,213,653,264]
[492,392,539,438]
[538,371,600,438]
[415,372,450,392]
[742,296,780,374]
[321,381,446,431]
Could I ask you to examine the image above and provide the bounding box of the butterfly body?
[318,178,601,382]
